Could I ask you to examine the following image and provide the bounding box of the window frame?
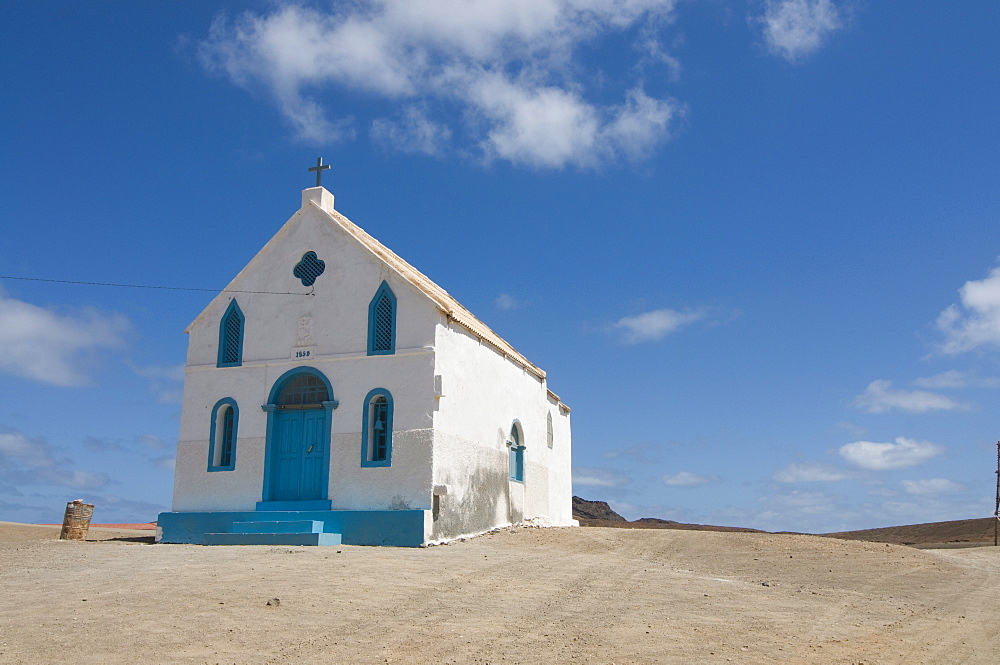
[208,397,239,471]
[508,420,525,482]
[367,281,397,356]
[361,388,394,467]
[217,300,245,368]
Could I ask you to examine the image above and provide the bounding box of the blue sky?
[2,1,999,532]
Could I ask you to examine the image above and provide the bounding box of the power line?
[0,275,312,296]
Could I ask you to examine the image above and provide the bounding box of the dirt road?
[1,522,998,664]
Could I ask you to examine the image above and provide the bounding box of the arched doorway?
[262,368,337,502]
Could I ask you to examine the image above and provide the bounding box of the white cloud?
[128,362,184,404]
[937,264,1000,354]
[494,293,521,310]
[615,307,705,343]
[839,437,944,471]
[0,430,51,471]
[138,435,168,450]
[128,362,184,382]
[471,73,602,168]
[0,292,128,386]
[371,105,452,155]
[0,429,110,489]
[851,379,969,414]
[83,437,125,453]
[573,466,629,488]
[836,421,865,438]
[472,80,678,167]
[757,0,842,62]
[603,443,665,464]
[84,434,169,453]
[153,456,176,472]
[773,462,848,483]
[198,1,680,168]
[913,370,1000,389]
[901,478,967,495]
[601,87,677,162]
[757,489,838,515]
[662,471,719,487]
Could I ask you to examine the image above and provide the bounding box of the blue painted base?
[157,508,426,547]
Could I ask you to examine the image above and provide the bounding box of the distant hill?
[573,496,998,547]
[572,496,763,533]
[572,496,626,522]
[821,517,998,548]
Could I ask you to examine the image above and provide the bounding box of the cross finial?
[308,157,331,188]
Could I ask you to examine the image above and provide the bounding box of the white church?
[157,165,575,546]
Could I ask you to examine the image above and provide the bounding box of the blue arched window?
[508,421,524,482]
[217,300,244,367]
[208,398,239,471]
[367,281,396,355]
[361,388,393,467]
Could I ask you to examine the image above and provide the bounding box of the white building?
[157,182,574,546]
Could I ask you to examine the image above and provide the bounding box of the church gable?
[184,190,442,367]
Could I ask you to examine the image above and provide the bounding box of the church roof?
[190,187,551,385]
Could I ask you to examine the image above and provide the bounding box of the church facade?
[157,184,574,546]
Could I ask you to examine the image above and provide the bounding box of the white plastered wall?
[429,318,574,540]
[172,194,439,512]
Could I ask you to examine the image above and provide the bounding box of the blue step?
[202,531,342,546]
[230,520,323,534]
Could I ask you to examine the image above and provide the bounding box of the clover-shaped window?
[294,251,326,287]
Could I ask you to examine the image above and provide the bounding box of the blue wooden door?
[272,409,326,501]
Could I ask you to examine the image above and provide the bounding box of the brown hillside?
[572,497,764,532]
[821,517,998,548]
[573,497,999,548]
[572,496,626,522]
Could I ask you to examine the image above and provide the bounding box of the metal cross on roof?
[308,157,331,187]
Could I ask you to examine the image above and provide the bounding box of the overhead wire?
[0,275,312,296]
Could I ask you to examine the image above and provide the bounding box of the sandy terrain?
[1,522,999,664]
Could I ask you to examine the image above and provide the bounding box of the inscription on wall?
[291,346,316,360]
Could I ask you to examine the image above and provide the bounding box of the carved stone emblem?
[297,316,313,347]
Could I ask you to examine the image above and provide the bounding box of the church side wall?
[428,320,574,541]
[546,394,574,525]
[428,430,510,540]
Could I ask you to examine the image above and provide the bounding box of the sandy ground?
[1,522,999,664]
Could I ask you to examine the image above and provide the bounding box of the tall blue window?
[367,281,396,355]
[208,398,239,471]
[509,421,524,482]
[217,300,244,367]
[361,388,393,467]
